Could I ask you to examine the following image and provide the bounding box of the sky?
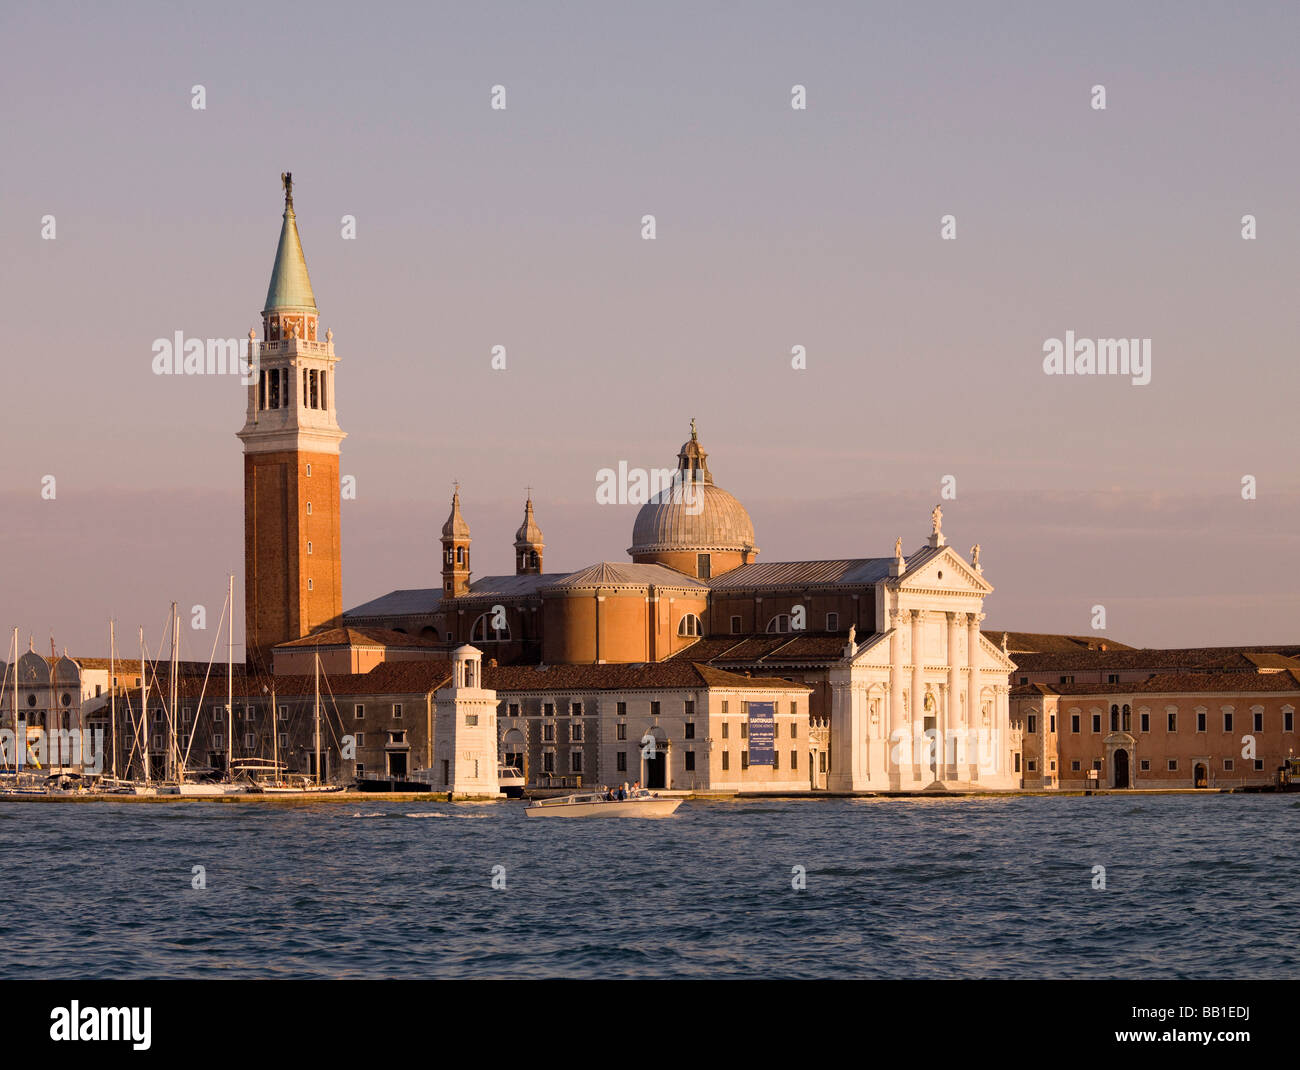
[1,0,1297,658]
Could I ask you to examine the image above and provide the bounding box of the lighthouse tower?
[238,173,345,667]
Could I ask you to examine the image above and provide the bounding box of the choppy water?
[0,794,1295,978]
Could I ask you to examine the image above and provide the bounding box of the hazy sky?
[2,0,1297,658]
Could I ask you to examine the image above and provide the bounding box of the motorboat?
[498,765,526,799]
[525,788,681,818]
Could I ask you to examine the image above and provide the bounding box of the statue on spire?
[281,171,293,209]
[931,504,943,537]
[690,417,697,441]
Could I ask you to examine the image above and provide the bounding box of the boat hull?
[526,796,682,818]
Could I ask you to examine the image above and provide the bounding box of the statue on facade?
[931,504,943,537]
[895,536,903,559]
[971,543,981,568]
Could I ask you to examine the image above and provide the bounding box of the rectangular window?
[1019,677,1028,685]
[1026,714,1036,734]
[740,721,748,740]
[1049,714,1056,733]
[819,751,827,773]
[650,701,660,717]
[1197,711,1206,732]
[721,700,729,714]
[278,705,288,721]
[684,700,695,717]
[356,733,365,746]
[393,703,402,719]
[1093,759,1102,770]
[1091,713,1101,733]
[730,615,741,634]
[617,722,626,740]
[1253,712,1263,732]
[355,704,364,719]
[826,612,839,632]
[571,751,583,773]
[1287,710,1295,732]
[571,701,583,716]
[740,750,749,770]
[721,751,729,771]
[543,703,554,716]
[616,752,626,772]
[1223,711,1233,732]
[684,721,695,739]
[1140,759,1150,771]
[773,751,780,770]
[1014,753,1021,773]
[1140,711,1149,733]
[1070,714,1079,734]
[1168,712,1177,732]
[696,553,711,579]
[307,578,313,591]
[542,752,554,773]
[182,706,192,722]
[616,701,626,716]
[1107,674,1120,684]
[1224,758,1234,771]
[508,703,519,717]
[542,724,554,742]
[1255,759,1264,771]
[1168,759,1178,771]
[1059,675,1074,685]
[570,723,583,742]
[465,714,478,727]
[1027,760,1037,772]
[305,463,311,477]
[277,733,287,749]
[685,751,695,772]
[1070,760,1080,771]
[721,722,729,739]
[307,541,312,555]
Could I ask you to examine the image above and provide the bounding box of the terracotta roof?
[1011,646,1300,674]
[275,626,445,650]
[482,661,808,693]
[1017,670,1300,697]
[989,632,1137,654]
[706,558,894,590]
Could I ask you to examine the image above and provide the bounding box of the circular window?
[937,570,944,579]
[26,694,36,707]
[61,693,71,707]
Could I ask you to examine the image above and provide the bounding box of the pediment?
[895,545,992,595]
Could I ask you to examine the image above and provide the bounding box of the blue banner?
[747,701,775,765]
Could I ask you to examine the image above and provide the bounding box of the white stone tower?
[433,645,500,797]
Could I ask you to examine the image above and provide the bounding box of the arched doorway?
[641,727,669,789]
[1194,762,1208,788]
[1113,748,1130,789]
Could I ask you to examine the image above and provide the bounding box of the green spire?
[263,171,317,313]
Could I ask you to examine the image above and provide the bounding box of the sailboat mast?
[314,654,321,786]
[140,626,149,784]
[11,627,18,774]
[170,603,179,782]
[227,573,234,780]
[109,619,116,780]
[271,681,279,786]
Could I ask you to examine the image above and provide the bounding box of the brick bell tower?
[238,173,345,668]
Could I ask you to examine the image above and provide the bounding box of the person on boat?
[617,783,627,801]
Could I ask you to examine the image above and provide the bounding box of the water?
[0,794,1294,978]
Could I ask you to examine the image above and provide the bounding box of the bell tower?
[513,492,544,575]
[441,486,472,597]
[238,173,345,668]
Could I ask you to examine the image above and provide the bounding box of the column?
[889,611,905,768]
[946,612,962,774]
[967,612,983,774]
[911,610,924,778]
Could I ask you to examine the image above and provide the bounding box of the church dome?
[628,424,757,556]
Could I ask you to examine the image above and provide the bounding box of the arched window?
[455,547,465,566]
[1122,704,1131,732]
[766,614,790,633]
[1110,704,1119,732]
[471,613,510,642]
[677,613,702,637]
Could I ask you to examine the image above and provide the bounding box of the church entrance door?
[645,752,666,789]
[1113,749,1129,789]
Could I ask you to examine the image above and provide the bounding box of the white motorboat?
[498,765,526,798]
[525,788,682,818]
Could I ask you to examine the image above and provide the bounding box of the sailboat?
[169,577,248,795]
[0,628,46,796]
[252,653,343,795]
